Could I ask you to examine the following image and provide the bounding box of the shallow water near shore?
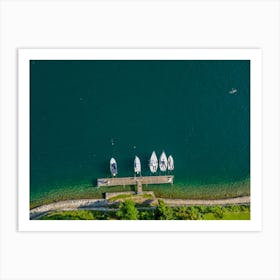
[30,60,250,206]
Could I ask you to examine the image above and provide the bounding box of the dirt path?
[30,199,107,219]
[163,196,250,206]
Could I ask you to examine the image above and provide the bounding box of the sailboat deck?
[97,175,174,187]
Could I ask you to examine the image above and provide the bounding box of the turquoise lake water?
[30,60,250,202]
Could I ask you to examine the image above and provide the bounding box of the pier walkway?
[97,175,174,188]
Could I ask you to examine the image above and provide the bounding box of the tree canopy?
[116,200,139,220]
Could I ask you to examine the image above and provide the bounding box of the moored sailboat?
[167,155,174,171]
[149,151,158,173]
[134,156,141,175]
[159,151,168,172]
[110,158,118,177]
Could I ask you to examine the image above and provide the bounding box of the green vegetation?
[175,206,204,220]
[204,212,250,220]
[155,199,174,220]
[108,194,133,202]
[108,193,153,202]
[203,204,250,220]
[40,210,95,220]
[40,210,116,220]
[39,201,250,220]
[116,200,139,220]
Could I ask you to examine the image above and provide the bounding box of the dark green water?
[30,60,250,203]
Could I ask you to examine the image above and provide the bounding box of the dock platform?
[97,175,174,188]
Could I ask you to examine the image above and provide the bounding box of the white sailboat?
[159,151,168,172]
[149,151,158,173]
[134,156,141,175]
[110,158,118,177]
[167,155,174,171]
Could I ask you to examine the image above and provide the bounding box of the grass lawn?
[40,210,103,220]
[204,212,250,220]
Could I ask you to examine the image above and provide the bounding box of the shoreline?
[30,178,250,209]
[30,195,250,220]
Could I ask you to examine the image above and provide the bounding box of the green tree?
[116,200,139,220]
[139,210,154,220]
[185,206,204,220]
[155,200,174,220]
[174,206,188,220]
[211,206,225,219]
[174,206,204,220]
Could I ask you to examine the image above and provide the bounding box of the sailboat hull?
[149,151,158,173]
[167,155,174,171]
[110,158,118,177]
[134,156,141,174]
[159,152,168,172]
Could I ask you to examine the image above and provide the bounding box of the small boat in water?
[149,151,158,173]
[167,155,174,171]
[134,156,141,175]
[229,88,238,94]
[159,151,168,172]
[110,158,118,177]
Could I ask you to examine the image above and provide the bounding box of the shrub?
[116,200,139,220]
[211,206,225,219]
[155,200,174,220]
[139,210,155,220]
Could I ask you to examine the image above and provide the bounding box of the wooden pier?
[97,175,174,188]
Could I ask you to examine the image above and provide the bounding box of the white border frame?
[18,49,262,231]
